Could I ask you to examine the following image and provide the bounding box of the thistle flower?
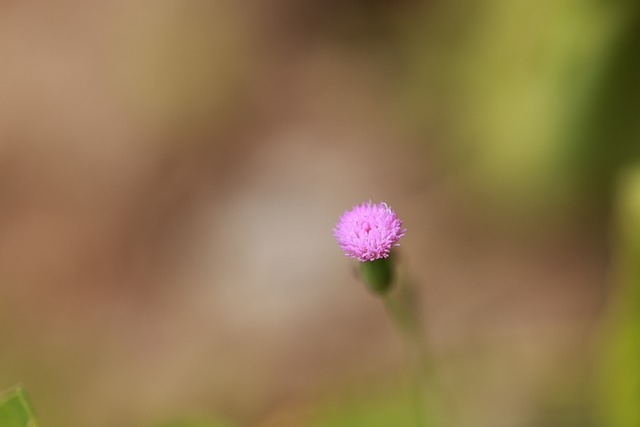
[334,201,406,262]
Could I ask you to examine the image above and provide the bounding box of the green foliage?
[403,0,640,221]
[596,167,640,427]
[0,386,39,427]
[310,384,420,427]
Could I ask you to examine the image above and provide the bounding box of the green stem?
[382,279,454,427]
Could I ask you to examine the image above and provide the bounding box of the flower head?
[334,201,406,262]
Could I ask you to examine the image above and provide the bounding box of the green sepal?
[359,255,395,295]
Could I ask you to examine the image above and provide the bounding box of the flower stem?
[382,277,453,427]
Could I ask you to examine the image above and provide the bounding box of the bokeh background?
[0,1,639,426]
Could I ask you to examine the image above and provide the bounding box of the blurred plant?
[596,167,640,427]
[401,0,640,226]
[0,384,238,427]
[0,385,39,427]
[310,382,416,427]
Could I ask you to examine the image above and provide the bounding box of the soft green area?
[597,167,640,427]
[152,419,232,427]
[310,384,420,427]
[403,0,640,221]
[0,386,39,427]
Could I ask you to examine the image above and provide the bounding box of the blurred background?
[0,0,639,426]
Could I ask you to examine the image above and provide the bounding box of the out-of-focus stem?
[382,276,453,427]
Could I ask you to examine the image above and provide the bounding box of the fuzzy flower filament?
[334,201,406,262]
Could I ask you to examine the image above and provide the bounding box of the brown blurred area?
[0,1,614,427]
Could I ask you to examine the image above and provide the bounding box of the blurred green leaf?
[597,167,640,427]
[0,386,39,427]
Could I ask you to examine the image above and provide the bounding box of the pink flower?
[334,201,406,262]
